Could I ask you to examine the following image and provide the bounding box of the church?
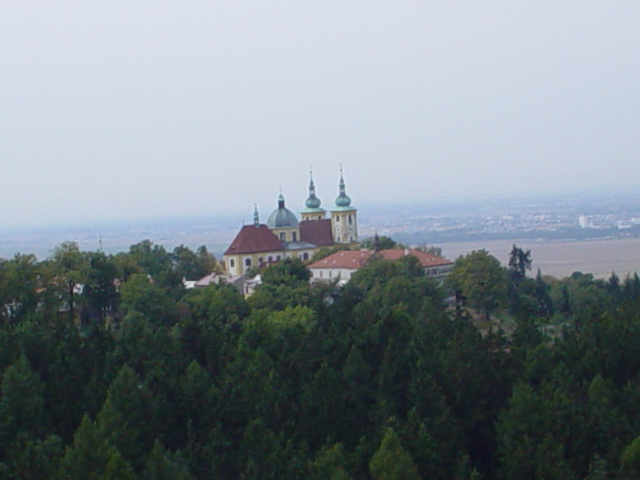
[223,169,358,276]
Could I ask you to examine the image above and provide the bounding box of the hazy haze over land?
[1,1,639,228]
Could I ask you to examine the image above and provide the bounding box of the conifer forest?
[1,240,640,479]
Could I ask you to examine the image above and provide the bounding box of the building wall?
[270,226,301,243]
[309,267,357,282]
[224,249,285,276]
[330,209,358,244]
[301,211,326,221]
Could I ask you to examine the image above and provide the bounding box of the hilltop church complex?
[223,170,358,276]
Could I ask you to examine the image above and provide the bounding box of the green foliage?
[120,273,176,326]
[58,414,136,480]
[360,235,398,250]
[143,440,193,480]
[0,355,46,449]
[96,364,155,470]
[309,443,352,480]
[369,427,421,480]
[0,253,42,324]
[1,239,640,480]
[447,249,507,318]
[172,244,217,281]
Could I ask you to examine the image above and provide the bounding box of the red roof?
[308,250,372,269]
[379,249,453,267]
[300,218,335,247]
[224,224,283,255]
[309,248,452,270]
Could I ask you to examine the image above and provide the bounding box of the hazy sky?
[2,1,639,228]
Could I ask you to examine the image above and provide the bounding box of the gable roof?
[308,248,453,271]
[224,224,283,255]
[308,250,372,270]
[379,248,454,268]
[300,218,335,247]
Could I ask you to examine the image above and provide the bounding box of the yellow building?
[223,170,358,276]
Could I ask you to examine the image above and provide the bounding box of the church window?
[336,216,340,222]
[348,215,352,224]
[279,232,286,241]
[292,231,297,242]
[303,252,309,261]
[258,257,263,264]
[268,256,273,262]
[276,255,281,261]
[229,259,235,268]
[245,258,251,267]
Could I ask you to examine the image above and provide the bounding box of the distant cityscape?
[359,190,640,246]
[1,190,639,262]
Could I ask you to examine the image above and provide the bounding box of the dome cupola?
[334,167,352,208]
[267,192,299,228]
[305,169,322,210]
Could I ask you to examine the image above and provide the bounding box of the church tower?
[330,167,358,244]
[300,168,327,221]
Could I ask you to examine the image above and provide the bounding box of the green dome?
[267,194,299,228]
[335,171,352,208]
[305,173,322,209]
[306,195,321,209]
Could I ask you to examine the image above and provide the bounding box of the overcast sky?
[1,1,639,228]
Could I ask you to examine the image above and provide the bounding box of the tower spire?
[335,165,352,208]
[305,165,322,210]
[253,203,260,226]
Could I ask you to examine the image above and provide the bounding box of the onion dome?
[335,168,352,208]
[267,193,299,228]
[304,169,323,210]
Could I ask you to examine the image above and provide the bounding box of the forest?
[1,239,640,479]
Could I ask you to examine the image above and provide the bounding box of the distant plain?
[439,238,640,279]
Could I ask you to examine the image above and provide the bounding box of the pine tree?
[369,427,421,480]
[58,414,135,480]
[143,440,193,480]
[96,364,154,471]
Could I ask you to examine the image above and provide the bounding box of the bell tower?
[300,167,327,221]
[330,167,358,244]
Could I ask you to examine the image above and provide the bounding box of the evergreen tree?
[369,427,421,480]
[58,414,135,480]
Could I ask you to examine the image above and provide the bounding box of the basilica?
[223,170,358,276]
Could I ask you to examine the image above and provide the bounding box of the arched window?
[279,232,286,241]
[245,258,251,267]
[229,259,235,268]
[303,252,309,261]
[348,214,352,224]
[292,231,297,242]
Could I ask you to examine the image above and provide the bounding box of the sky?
[1,1,639,228]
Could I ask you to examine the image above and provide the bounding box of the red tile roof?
[309,248,452,270]
[379,249,453,267]
[308,250,372,269]
[300,218,335,247]
[224,224,283,255]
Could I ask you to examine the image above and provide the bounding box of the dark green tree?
[58,414,136,480]
[51,241,87,322]
[369,427,421,480]
[446,250,507,319]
